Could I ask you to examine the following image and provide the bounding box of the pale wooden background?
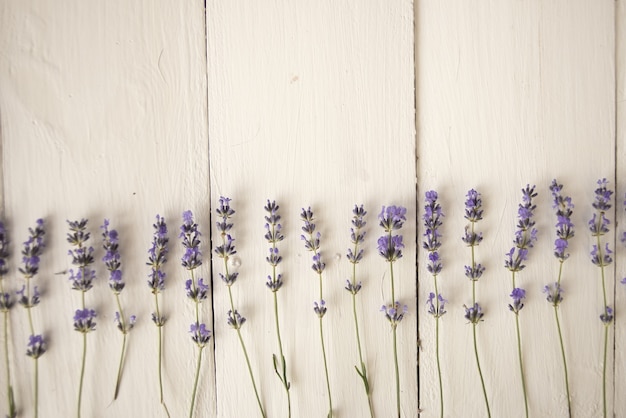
[0,1,623,417]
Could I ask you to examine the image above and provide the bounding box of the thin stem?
[113,293,128,400]
[319,316,333,418]
[77,332,87,418]
[272,290,291,418]
[472,324,491,418]
[34,357,39,418]
[189,345,203,418]
[153,293,170,417]
[514,313,529,418]
[390,262,400,418]
[602,324,608,418]
[553,306,571,418]
[3,309,16,418]
[595,232,608,418]
[434,276,443,418]
[224,254,266,418]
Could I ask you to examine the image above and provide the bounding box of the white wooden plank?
[615,1,626,417]
[416,1,615,417]
[0,1,211,416]
[206,1,417,416]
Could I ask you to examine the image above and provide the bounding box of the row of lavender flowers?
[0,178,624,417]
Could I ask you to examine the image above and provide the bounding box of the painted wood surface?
[0,1,623,417]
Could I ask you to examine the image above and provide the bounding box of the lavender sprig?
[0,222,16,418]
[380,204,407,418]
[67,218,96,418]
[264,200,292,416]
[505,185,537,418]
[546,180,574,417]
[18,219,46,418]
[101,220,135,400]
[345,205,374,417]
[180,211,213,418]
[215,198,265,418]
[422,191,445,418]
[146,215,170,417]
[300,206,333,418]
[461,189,491,417]
[589,178,613,418]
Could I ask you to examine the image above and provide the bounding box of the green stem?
[272,290,291,418]
[25,278,39,417]
[189,345,203,418]
[3,309,16,418]
[113,293,128,400]
[389,261,400,417]
[472,324,491,418]
[34,357,39,418]
[225,264,266,418]
[77,332,87,418]
[514,313,529,418]
[319,316,333,418]
[153,294,170,418]
[602,324,608,418]
[553,306,571,418]
[434,276,443,418]
[595,232,608,418]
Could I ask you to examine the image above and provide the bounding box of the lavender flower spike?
[147,215,170,416]
[0,221,16,418]
[19,219,47,418]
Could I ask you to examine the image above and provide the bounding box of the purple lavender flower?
[147,215,168,295]
[189,322,212,347]
[0,222,9,277]
[600,306,613,324]
[464,264,485,281]
[26,334,46,359]
[102,220,124,293]
[346,204,366,266]
[73,308,97,333]
[18,219,45,279]
[180,211,202,270]
[378,235,404,262]
[227,310,246,329]
[264,201,285,288]
[505,185,538,273]
[543,282,564,306]
[313,300,327,318]
[464,303,484,324]
[550,180,575,262]
[427,251,442,275]
[16,285,40,308]
[508,288,526,314]
[379,205,407,232]
[185,278,209,302]
[422,192,443,252]
[381,301,408,325]
[114,312,136,333]
[301,207,326,274]
[216,197,235,233]
[591,243,613,267]
[67,219,96,292]
[464,189,484,222]
[426,292,447,318]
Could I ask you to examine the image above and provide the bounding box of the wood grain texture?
[416,1,616,417]
[0,1,212,416]
[206,1,416,416]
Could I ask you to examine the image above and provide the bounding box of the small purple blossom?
[67,219,96,293]
[190,322,212,347]
[264,200,284,244]
[227,310,246,329]
[180,211,202,270]
[508,288,526,314]
[505,185,538,273]
[423,192,443,252]
[0,221,9,276]
[114,312,136,333]
[464,189,484,222]
[0,292,12,311]
[600,306,613,324]
[378,235,404,262]
[185,278,209,302]
[379,205,407,232]
[313,300,327,318]
[301,207,326,274]
[16,285,40,308]
[147,215,168,293]
[102,220,124,293]
[216,197,235,234]
[543,282,564,306]
[464,264,485,281]
[591,243,613,267]
[464,303,484,324]
[26,334,46,359]
[426,292,447,318]
[345,280,362,295]
[381,301,408,325]
[19,219,45,279]
[346,204,366,265]
[592,178,613,211]
[550,180,575,262]
[214,235,237,259]
[73,308,97,333]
